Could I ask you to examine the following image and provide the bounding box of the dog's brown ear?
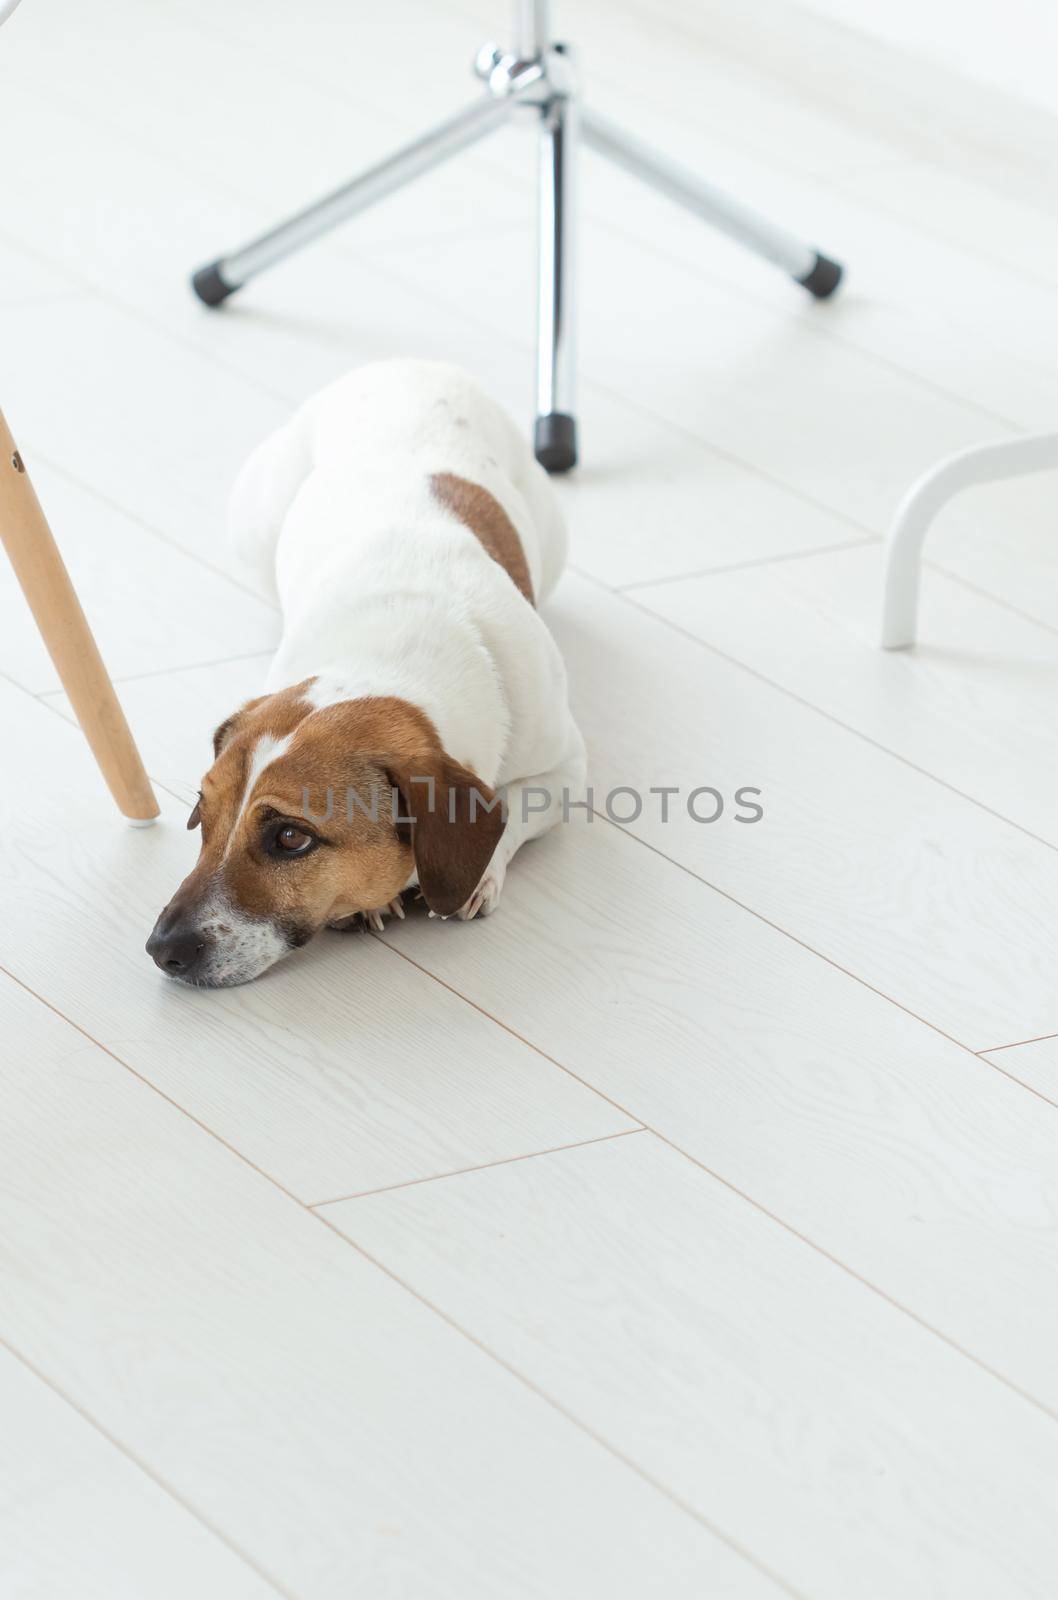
[387,754,506,918]
[212,696,267,759]
[212,716,238,759]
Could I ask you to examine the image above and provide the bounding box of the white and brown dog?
[147,360,586,986]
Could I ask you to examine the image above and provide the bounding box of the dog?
[146,360,587,987]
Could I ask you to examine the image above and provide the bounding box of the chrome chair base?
[190,4,844,473]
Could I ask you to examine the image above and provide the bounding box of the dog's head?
[146,682,504,987]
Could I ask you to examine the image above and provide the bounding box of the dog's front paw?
[456,859,507,921]
[329,897,406,933]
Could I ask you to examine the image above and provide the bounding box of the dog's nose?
[146,921,207,977]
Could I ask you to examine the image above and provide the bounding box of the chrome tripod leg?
[534,66,578,472]
[191,85,535,306]
[581,107,843,297]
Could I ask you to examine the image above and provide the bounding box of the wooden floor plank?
[0,459,278,694]
[608,0,1058,206]
[0,294,287,594]
[42,653,273,806]
[629,542,1058,847]
[329,1133,1058,1600]
[371,218,1015,536]
[546,574,1058,1046]
[855,162,1058,296]
[362,810,1058,1422]
[0,975,763,1599]
[0,1345,277,1600]
[982,1036,1058,1102]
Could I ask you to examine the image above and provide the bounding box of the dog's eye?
[272,825,316,857]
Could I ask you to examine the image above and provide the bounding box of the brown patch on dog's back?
[431,471,534,605]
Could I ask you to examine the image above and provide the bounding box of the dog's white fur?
[230,358,587,917]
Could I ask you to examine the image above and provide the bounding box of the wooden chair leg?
[0,409,159,823]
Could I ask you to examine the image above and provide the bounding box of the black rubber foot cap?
[192,262,238,307]
[534,412,578,473]
[796,252,843,299]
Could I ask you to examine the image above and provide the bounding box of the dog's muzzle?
[147,886,301,987]
[146,910,211,981]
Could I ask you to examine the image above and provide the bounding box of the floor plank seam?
[615,535,878,591]
[6,923,1058,1573]
[317,1208,809,1599]
[0,1331,293,1600]
[584,804,1051,1082]
[922,558,1058,644]
[967,1050,1058,1111]
[36,648,275,701]
[609,574,1058,856]
[370,934,652,1128]
[979,1031,1058,1055]
[0,286,83,315]
[6,676,195,809]
[583,141,1058,413]
[534,211,1035,436]
[828,171,1058,302]
[2,424,277,608]
[635,1134,1058,1419]
[368,937,1058,1426]
[309,1126,647,1208]
[0,218,295,417]
[0,963,316,1204]
[0,961,795,1594]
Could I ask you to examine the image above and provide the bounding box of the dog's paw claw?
[457,868,504,921]
[329,896,405,934]
[363,896,405,932]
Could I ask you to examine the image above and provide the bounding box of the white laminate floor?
[3,2,1058,1596]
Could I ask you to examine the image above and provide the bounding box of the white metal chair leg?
[880,431,1058,649]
